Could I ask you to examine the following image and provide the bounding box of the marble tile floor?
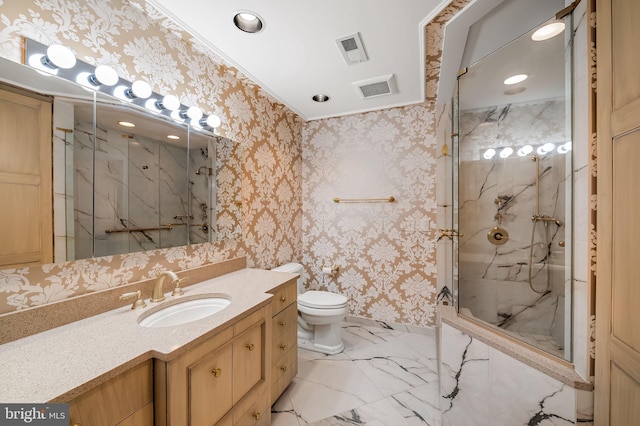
[271,319,441,425]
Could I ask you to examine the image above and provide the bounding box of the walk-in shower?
[452,11,573,360]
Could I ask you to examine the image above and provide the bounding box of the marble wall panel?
[439,323,593,425]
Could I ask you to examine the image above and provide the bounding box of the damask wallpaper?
[302,105,439,327]
[0,0,302,314]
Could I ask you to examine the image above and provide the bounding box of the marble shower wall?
[456,99,571,351]
[0,0,302,314]
[74,119,191,259]
[439,323,593,426]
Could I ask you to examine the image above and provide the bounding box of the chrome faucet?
[151,271,179,303]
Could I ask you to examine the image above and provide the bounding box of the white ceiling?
[146,0,449,121]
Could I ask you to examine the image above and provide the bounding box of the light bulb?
[43,45,76,69]
[532,22,565,41]
[90,65,119,86]
[557,141,572,154]
[127,80,152,99]
[156,94,180,111]
[503,74,528,85]
[180,106,203,121]
[518,145,533,157]
[201,114,222,128]
[499,147,513,158]
[483,148,496,160]
[537,142,555,155]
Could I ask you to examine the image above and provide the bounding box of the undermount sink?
[138,296,231,328]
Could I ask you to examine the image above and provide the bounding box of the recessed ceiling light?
[312,94,330,103]
[167,135,180,140]
[233,11,264,33]
[531,22,565,41]
[503,74,528,85]
[118,121,135,128]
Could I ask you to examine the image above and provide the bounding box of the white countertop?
[0,268,296,403]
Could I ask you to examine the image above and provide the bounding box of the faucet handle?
[172,277,187,296]
[120,290,147,310]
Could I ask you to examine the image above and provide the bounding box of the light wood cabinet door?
[233,323,264,404]
[189,344,233,426]
[0,86,52,268]
[595,0,640,423]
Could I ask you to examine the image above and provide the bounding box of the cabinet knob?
[246,343,255,351]
[280,344,287,351]
[253,412,262,420]
[280,365,287,372]
[211,368,222,377]
[278,320,287,327]
[280,296,286,302]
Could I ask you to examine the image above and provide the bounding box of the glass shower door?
[453,14,573,361]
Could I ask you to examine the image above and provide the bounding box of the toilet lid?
[298,291,347,309]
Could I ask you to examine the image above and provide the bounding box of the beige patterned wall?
[302,104,439,327]
[0,0,302,314]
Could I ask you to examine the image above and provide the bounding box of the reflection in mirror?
[91,97,190,257]
[454,15,573,361]
[0,56,243,268]
[188,129,242,243]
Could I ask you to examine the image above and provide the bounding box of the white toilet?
[271,263,348,355]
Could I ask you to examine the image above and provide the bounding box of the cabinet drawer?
[270,280,297,316]
[69,360,152,426]
[271,347,297,388]
[189,345,233,426]
[271,348,297,404]
[233,323,264,403]
[233,386,269,426]
[272,302,298,341]
[271,320,297,366]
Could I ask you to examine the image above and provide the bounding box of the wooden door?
[595,0,640,423]
[0,86,52,268]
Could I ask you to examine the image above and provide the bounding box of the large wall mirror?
[0,57,242,269]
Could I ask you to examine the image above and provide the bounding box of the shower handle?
[438,229,464,239]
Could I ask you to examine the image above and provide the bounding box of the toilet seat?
[298,290,347,309]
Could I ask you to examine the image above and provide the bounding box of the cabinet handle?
[280,344,287,351]
[246,343,255,351]
[278,320,287,327]
[280,365,287,372]
[280,296,287,302]
[253,412,262,420]
[211,368,222,377]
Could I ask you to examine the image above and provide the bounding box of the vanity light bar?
[23,38,221,131]
[482,143,570,159]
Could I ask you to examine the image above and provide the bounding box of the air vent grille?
[360,81,391,98]
[353,74,397,99]
[336,33,368,65]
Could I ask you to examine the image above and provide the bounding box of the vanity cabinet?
[68,360,153,426]
[268,279,298,404]
[154,305,270,426]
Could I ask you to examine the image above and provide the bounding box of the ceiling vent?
[353,74,397,99]
[336,33,368,65]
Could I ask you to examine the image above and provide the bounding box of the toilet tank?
[271,263,304,294]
